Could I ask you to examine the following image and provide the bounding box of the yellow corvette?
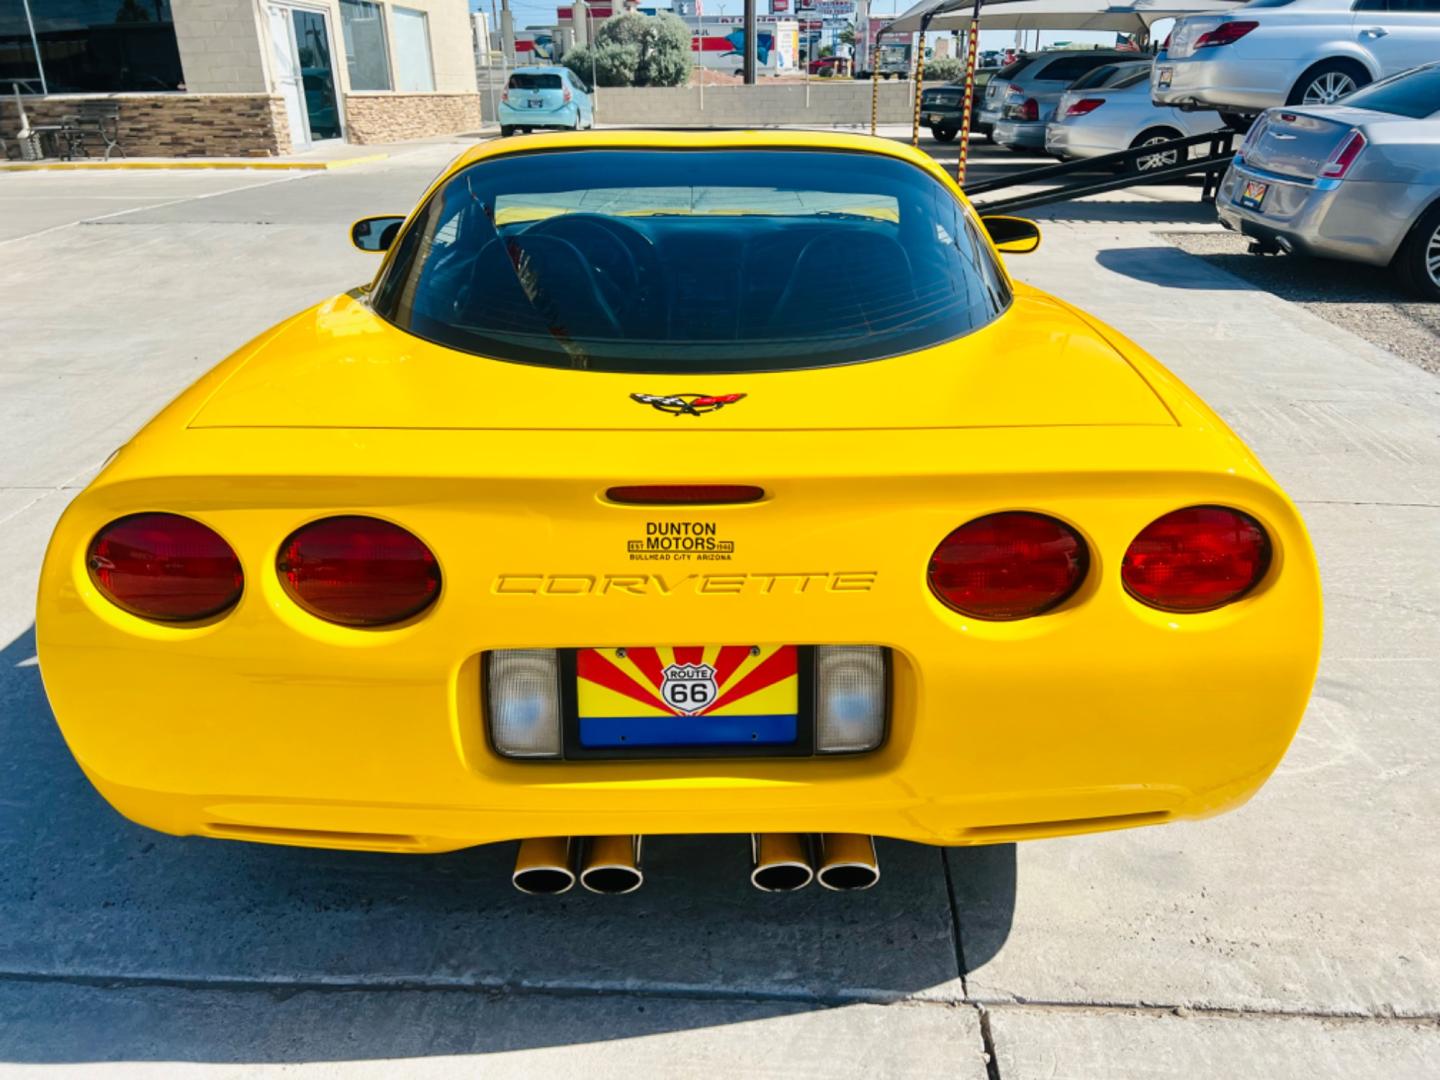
[37,130,1322,896]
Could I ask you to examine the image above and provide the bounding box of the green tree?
[564,41,639,87]
[838,24,856,47]
[587,11,692,87]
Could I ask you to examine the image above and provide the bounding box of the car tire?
[932,124,957,143]
[500,125,514,137]
[1286,58,1371,107]
[1127,127,1184,174]
[1393,201,1440,303]
[984,129,996,144]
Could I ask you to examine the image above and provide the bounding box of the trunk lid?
[188,288,1175,432]
[1243,108,1362,180]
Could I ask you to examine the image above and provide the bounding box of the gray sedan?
[1217,61,1440,300]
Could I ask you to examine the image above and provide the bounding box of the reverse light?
[1320,130,1367,179]
[814,646,887,753]
[1194,20,1257,48]
[1066,98,1105,117]
[276,515,440,626]
[1122,506,1271,613]
[928,512,1089,620]
[88,512,243,622]
[487,649,562,758]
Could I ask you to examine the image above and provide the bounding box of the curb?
[0,152,390,173]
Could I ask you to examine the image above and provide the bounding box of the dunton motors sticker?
[628,521,734,562]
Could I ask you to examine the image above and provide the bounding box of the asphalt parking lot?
[2,135,1438,1078]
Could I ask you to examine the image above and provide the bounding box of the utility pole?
[742,0,756,84]
[500,0,515,64]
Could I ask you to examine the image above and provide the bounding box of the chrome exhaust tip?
[579,835,643,895]
[815,833,880,892]
[512,836,577,895]
[750,832,815,892]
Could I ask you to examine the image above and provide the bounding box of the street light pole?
[742,0,756,84]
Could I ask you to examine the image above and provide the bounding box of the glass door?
[267,3,343,147]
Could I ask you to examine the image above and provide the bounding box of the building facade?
[2,0,480,156]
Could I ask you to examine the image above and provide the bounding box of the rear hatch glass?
[508,72,563,90]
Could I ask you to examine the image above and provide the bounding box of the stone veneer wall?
[1,94,287,158]
[342,92,482,145]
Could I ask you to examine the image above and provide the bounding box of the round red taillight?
[87,512,243,622]
[1122,506,1271,613]
[277,515,440,627]
[928,512,1089,620]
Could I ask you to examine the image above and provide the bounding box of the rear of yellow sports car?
[36,131,1321,891]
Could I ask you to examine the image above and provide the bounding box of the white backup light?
[487,649,562,758]
[815,646,887,753]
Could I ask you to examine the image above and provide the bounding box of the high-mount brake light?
[1066,98,1105,117]
[87,513,243,622]
[605,485,765,506]
[928,512,1088,620]
[1122,506,1271,613]
[277,515,440,627]
[1194,20,1257,48]
[1320,130,1367,179]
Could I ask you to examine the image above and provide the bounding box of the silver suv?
[981,50,1142,150]
[1153,0,1440,121]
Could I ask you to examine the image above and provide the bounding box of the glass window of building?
[19,0,183,93]
[339,0,391,91]
[391,6,434,92]
[1,0,44,93]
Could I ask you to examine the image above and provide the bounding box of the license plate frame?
[1239,179,1269,210]
[527,97,544,108]
[561,645,817,760]
[1156,65,1173,90]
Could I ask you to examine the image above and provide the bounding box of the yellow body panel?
[36,130,1322,854]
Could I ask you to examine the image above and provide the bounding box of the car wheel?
[1394,201,1440,303]
[932,124,957,143]
[500,125,514,137]
[984,129,996,144]
[1129,128,1184,174]
[1287,59,1370,107]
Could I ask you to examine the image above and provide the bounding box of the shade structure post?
[911,12,933,148]
[956,0,981,186]
[871,48,881,134]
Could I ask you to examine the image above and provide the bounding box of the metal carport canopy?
[886,0,1245,34]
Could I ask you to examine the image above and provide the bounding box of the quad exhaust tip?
[815,833,880,892]
[578,834,644,895]
[512,836,578,895]
[750,832,815,892]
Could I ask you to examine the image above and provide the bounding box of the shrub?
[567,11,692,88]
[563,41,639,87]
[923,57,968,83]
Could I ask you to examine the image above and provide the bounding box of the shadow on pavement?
[1095,246,1251,290]
[0,625,1016,1063]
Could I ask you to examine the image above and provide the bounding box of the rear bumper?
[1151,54,1297,114]
[38,428,1322,854]
[497,102,577,128]
[1216,161,1409,266]
[993,119,1047,149]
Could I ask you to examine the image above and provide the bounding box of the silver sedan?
[1046,63,1227,170]
[1216,61,1440,300]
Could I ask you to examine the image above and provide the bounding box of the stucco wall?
[588,81,943,127]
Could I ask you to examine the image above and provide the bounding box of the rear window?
[1112,68,1152,90]
[371,149,1011,374]
[1340,64,1440,118]
[996,57,1037,79]
[1069,64,1123,91]
[508,72,563,90]
[1037,54,1127,83]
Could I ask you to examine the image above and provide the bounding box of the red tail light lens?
[928,512,1088,620]
[1020,98,1039,121]
[605,485,765,505]
[277,516,440,626]
[1122,506,1271,613]
[1320,130,1367,179]
[88,513,243,622]
[1066,98,1105,117]
[1194,20,1257,48]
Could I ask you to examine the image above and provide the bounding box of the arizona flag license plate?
[576,645,799,750]
[1240,179,1269,210]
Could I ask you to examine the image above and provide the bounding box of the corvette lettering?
[492,572,877,596]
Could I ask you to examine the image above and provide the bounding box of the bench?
[59,102,126,161]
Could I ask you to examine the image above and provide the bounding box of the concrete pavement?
[1,137,1436,1078]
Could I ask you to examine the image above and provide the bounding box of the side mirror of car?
[981,215,1042,254]
[350,215,406,253]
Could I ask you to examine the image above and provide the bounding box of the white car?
[1047,63,1229,169]
[1152,0,1440,121]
